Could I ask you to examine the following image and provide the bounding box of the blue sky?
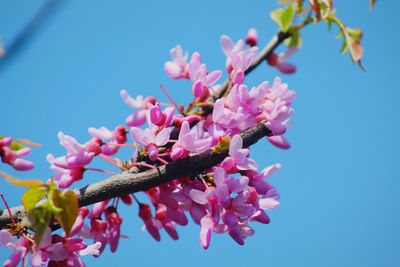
[1,1,399,266]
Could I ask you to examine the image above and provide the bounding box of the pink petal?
[88,127,112,140]
[212,99,224,122]
[259,198,280,210]
[261,164,281,179]
[164,222,179,240]
[190,189,209,205]
[164,61,182,79]
[229,135,242,155]
[199,227,211,250]
[12,158,34,171]
[178,121,191,141]
[213,167,226,187]
[130,127,146,146]
[0,230,13,246]
[170,146,185,160]
[190,204,207,225]
[220,35,233,55]
[155,128,171,146]
[206,70,222,86]
[267,135,291,149]
[229,227,245,245]
[30,252,43,267]
[146,144,159,161]
[126,110,147,127]
[79,242,101,256]
[144,220,161,241]
[277,62,296,74]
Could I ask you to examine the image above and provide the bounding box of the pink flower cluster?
[0,137,34,171]
[1,28,296,265]
[0,225,101,267]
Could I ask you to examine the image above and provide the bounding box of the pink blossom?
[30,228,64,267]
[259,185,280,210]
[221,135,257,172]
[0,230,29,267]
[245,164,281,195]
[154,204,179,240]
[120,90,156,127]
[0,137,34,171]
[130,126,171,161]
[139,203,161,241]
[47,234,101,267]
[47,154,85,188]
[70,207,89,237]
[148,103,175,127]
[266,77,296,105]
[88,125,127,156]
[230,51,253,84]
[164,45,189,79]
[267,135,291,149]
[245,28,258,47]
[55,132,95,168]
[188,52,222,99]
[211,99,246,131]
[104,207,123,253]
[220,35,258,74]
[267,48,297,74]
[171,121,212,160]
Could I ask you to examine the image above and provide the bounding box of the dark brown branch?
[0,121,272,229]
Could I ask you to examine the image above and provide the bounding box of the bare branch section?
[0,121,272,229]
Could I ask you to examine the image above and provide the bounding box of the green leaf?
[326,14,364,70]
[9,142,25,151]
[23,206,49,245]
[22,187,46,212]
[270,4,296,32]
[342,27,364,69]
[51,189,78,235]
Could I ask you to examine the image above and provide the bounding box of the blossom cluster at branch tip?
[1,27,297,266]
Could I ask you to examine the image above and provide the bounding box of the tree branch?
[0,121,272,229]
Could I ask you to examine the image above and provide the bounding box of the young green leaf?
[270,4,296,32]
[23,206,49,245]
[51,189,79,235]
[9,142,25,151]
[21,186,46,212]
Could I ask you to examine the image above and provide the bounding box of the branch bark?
[0,121,272,229]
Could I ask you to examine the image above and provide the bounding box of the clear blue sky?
[1,1,399,266]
